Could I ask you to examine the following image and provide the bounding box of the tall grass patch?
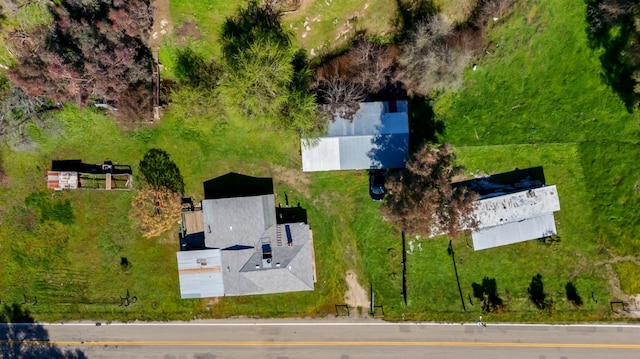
[579,143,640,255]
[615,262,640,295]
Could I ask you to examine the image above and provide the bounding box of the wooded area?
[6,0,154,117]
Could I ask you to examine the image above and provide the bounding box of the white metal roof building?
[470,185,561,250]
[472,213,557,250]
[176,249,224,298]
[301,101,409,172]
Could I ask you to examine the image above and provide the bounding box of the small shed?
[47,171,79,190]
[46,160,133,190]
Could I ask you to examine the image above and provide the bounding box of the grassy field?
[0,0,639,323]
[283,0,398,52]
[433,0,640,319]
[440,1,640,251]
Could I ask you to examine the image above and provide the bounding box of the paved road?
[2,319,640,358]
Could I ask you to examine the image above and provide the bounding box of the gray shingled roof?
[222,223,314,296]
[202,195,275,249]
[180,178,314,298]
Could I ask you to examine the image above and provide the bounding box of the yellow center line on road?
[3,341,640,349]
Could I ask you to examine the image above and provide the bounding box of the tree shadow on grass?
[528,273,550,310]
[407,96,444,152]
[472,277,504,313]
[0,303,86,359]
[220,0,292,61]
[585,1,639,112]
[393,0,439,40]
[566,281,584,306]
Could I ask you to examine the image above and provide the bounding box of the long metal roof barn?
[301,101,409,172]
[472,213,557,250]
[471,185,561,250]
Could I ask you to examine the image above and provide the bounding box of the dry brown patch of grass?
[176,20,202,41]
[129,187,181,239]
[271,164,312,198]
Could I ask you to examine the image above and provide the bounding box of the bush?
[0,81,56,140]
[129,187,181,238]
[397,15,472,96]
[139,148,185,194]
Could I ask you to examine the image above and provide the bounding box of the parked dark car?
[369,169,386,201]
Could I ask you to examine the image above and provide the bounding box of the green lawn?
[1,0,639,323]
[438,1,640,145]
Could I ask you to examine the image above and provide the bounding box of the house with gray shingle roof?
[176,173,315,298]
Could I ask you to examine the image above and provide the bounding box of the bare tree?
[382,142,478,238]
[0,82,56,139]
[396,15,472,97]
[316,78,366,121]
[349,39,398,93]
[312,37,399,120]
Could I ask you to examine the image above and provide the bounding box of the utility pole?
[448,240,466,312]
[402,231,407,306]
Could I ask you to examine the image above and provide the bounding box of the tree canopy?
[219,1,325,136]
[382,142,477,238]
[221,39,294,120]
[139,148,185,195]
[7,0,153,110]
